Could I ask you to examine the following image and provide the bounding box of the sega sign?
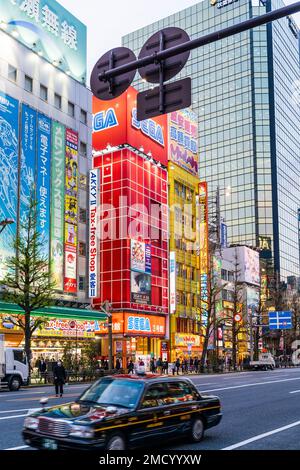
[93,108,118,132]
[127,316,151,332]
[131,108,164,147]
[92,87,168,166]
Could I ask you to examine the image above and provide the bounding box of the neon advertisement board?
[168,109,198,175]
[50,121,65,291]
[0,0,87,83]
[37,113,51,260]
[0,91,19,279]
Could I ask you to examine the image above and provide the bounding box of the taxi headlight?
[69,425,94,438]
[24,417,39,430]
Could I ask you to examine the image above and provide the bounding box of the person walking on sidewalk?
[53,360,66,398]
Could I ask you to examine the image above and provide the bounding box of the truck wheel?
[9,376,21,391]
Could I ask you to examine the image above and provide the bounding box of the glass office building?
[123,0,300,279]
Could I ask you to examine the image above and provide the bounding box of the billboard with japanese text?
[168,109,198,175]
[0,91,19,279]
[0,0,87,83]
[37,113,51,260]
[50,121,65,290]
[130,240,151,274]
[64,128,78,293]
[20,103,37,225]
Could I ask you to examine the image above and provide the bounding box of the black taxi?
[23,374,222,450]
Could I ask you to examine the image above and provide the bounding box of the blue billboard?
[37,113,51,260]
[0,0,87,83]
[220,222,227,248]
[20,104,37,226]
[0,91,19,278]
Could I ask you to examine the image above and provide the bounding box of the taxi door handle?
[164,410,171,416]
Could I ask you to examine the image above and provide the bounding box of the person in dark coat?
[128,360,134,374]
[53,361,66,397]
[115,358,121,370]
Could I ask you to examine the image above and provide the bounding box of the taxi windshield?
[78,378,144,409]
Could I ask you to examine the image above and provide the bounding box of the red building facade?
[92,88,169,366]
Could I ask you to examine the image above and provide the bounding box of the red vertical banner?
[64,129,78,293]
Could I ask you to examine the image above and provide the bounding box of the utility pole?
[92,301,113,371]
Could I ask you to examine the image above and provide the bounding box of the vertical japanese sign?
[199,182,209,327]
[37,113,51,261]
[89,169,99,298]
[64,128,78,293]
[20,104,37,226]
[0,91,19,279]
[51,122,65,290]
[169,252,176,313]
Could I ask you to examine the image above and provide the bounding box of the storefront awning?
[0,301,106,322]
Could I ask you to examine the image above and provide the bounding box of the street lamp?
[0,219,14,234]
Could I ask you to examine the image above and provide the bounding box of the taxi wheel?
[190,418,204,442]
[106,433,126,451]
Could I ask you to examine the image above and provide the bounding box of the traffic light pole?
[98,3,300,83]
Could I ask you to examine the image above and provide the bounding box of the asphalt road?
[0,367,300,450]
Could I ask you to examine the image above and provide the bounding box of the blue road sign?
[269,311,292,330]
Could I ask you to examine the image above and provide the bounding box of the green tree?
[0,196,56,379]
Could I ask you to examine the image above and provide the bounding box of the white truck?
[249,352,275,371]
[0,334,29,391]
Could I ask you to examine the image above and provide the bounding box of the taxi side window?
[140,384,168,408]
[165,381,197,404]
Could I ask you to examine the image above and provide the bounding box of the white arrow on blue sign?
[269,311,292,330]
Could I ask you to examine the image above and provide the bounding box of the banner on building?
[50,122,65,290]
[64,128,78,293]
[170,251,176,313]
[37,113,51,261]
[168,109,198,175]
[89,169,99,298]
[0,91,19,279]
[130,240,151,274]
[20,104,37,225]
[131,271,151,305]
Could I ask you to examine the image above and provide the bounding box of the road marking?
[7,393,79,402]
[4,445,29,450]
[289,389,300,394]
[0,414,27,421]
[0,408,39,414]
[222,420,300,450]
[0,391,46,398]
[197,376,300,392]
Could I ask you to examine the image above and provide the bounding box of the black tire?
[9,376,21,391]
[190,417,204,443]
[106,433,126,450]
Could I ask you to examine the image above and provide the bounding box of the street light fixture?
[0,219,14,234]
